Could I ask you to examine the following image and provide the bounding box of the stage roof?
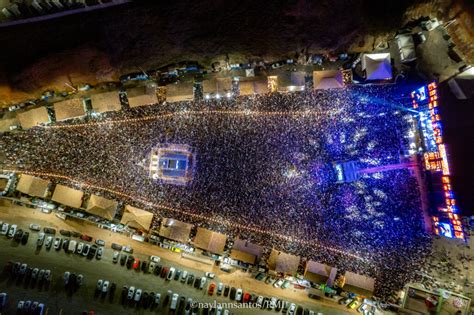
[16,174,50,198]
[203,77,232,95]
[229,238,263,264]
[51,184,84,208]
[362,53,392,81]
[239,79,269,96]
[343,271,375,296]
[166,82,194,103]
[159,218,193,243]
[121,205,153,231]
[87,194,118,220]
[313,70,344,90]
[304,260,338,285]
[54,98,86,121]
[268,249,300,275]
[17,107,50,129]
[193,227,227,254]
[90,91,122,113]
[127,85,158,108]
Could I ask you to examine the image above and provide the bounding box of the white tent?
[362,53,392,81]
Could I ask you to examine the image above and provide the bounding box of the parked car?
[19,263,27,275]
[217,282,223,295]
[29,223,41,231]
[180,270,188,282]
[31,268,39,280]
[208,282,216,295]
[96,246,104,259]
[68,240,77,253]
[123,245,133,253]
[186,274,194,285]
[288,303,297,315]
[59,230,71,237]
[229,287,236,300]
[95,239,105,246]
[150,255,160,263]
[154,293,161,306]
[7,224,17,238]
[45,236,53,249]
[111,243,122,251]
[166,267,175,280]
[132,258,140,270]
[173,269,181,281]
[120,254,127,266]
[43,227,56,234]
[205,272,215,279]
[102,280,110,293]
[223,285,230,297]
[282,280,291,289]
[199,277,207,290]
[0,223,9,235]
[38,269,45,281]
[126,256,134,269]
[36,232,45,247]
[112,251,119,263]
[96,279,103,291]
[81,234,92,242]
[274,278,284,288]
[170,293,179,311]
[235,288,243,302]
[64,272,71,285]
[134,288,142,302]
[127,286,135,300]
[53,237,62,250]
[76,274,83,286]
[14,229,23,241]
[82,244,90,256]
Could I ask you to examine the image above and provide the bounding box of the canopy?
[362,53,392,80]
[304,260,338,285]
[313,70,344,89]
[17,107,50,129]
[121,205,153,231]
[16,174,50,198]
[159,218,192,243]
[87,194,118,220]
[343,271,375,296]
[51,184,84,208]
[127,84,158,108]
[54,98,86,121]
[90,91,122,113]
[166,82,194,103]
[268,249,300,275]
[229,238,263,264]
[193,227,227,254]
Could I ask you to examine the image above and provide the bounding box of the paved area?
[0,201,353,314]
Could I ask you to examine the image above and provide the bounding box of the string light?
[2,168,367,262]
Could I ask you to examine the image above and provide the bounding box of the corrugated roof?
[343,271,375,295]
[304,260,338,285]
[54,98,86,121]
[121,205,153,231]
[229,238,263,264]
[51,184,84,208]
[127,85,158,108]
[90,91,122,113]
[87,194,118,220]
[159,218,193,243]
[17,107,50,129]
[16,174,50,198]
[193,227,227,254]
[268,249,300,275]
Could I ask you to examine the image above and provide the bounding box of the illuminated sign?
[411,82,464,239]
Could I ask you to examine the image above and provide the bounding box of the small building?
[127,84,158,108]
[166,82,195,103]
[395,34,416,63]
[313,70,344,90]
[120,205,153,232]
[267,249,300,276]
[54,98,86,121]
[229,238,263,265]
[90,91,122,113]
[343,271,375,297]
[193,227,227,255]
[17,107,50,129]
[16,174,50,198]
[86,194,118,220]
[304,260,338,286]
[238,79,269,96]
[51,184,84,209]
[361,53,392,81]
[159,218,193,243]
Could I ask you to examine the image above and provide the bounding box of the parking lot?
[0,203,352,315]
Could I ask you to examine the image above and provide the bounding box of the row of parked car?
[17,299,46,314]
[1,221,30,244]
[339,297,375,315]
[5,261,52,286]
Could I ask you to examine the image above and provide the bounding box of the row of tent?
[15,174,153,231]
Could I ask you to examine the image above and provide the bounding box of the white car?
[53,237,61,250]
[31,268,39,279]
[273,278,284,288]
[96,279,103,291]
[44,270,51,282]
[150,255,160,263]
[45,236,53,249]
[96,246,104,259]
[37,233,45,247]
[29,223,41,231]
[102,280,110,293]
[95,239,105,246]
[7,224,17,238]
[76,242,84,254]
[127,286,135,299]
[166,267,175,281]
[154,293,161,305]
[270,297,277,309]
[217,282,224,295]
[205,272,215,279]
[199,276,207,289]
[77,274,84,286]
[148,261,156,273]
[68,240,77,253]
[1,223,9,235]
[180,270,188,282]
[64,271,71,285]
[112,251,119,263]
[19,263,27,275]
[235,288,243,302]
[17,300,24,310]
[288,303,296,315]
[170,293,179,310]
[134,288,142,302]
[256,296,264,307]
[38,269,45,281]
[82,244,90,256]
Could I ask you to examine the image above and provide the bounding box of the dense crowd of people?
[1,85,432,299]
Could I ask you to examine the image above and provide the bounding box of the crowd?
[1,85,432,299]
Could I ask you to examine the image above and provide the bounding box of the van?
[68,240,77,253]
[170,293,179,310]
